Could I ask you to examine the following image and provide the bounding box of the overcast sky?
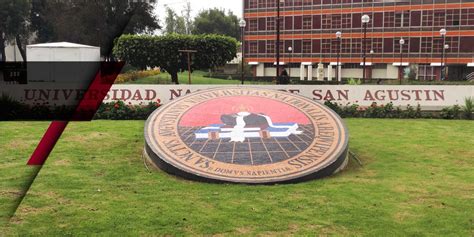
[154,0,243,29]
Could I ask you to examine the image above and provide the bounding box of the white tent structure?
[26,42,101,83]
[27,42,100,62]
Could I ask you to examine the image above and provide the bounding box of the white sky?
[154,0,243,30]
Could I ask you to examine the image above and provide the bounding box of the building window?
[433,38,443,53]
[341,14,351,28]
[249,41,258,54]
[460,9,474,26]
[372,38,383,54]
[421,37,432,53]
[384,12,395,28]
[258,0,266,8]
[434,10,445,27]
[445,36,459,53]
[322,15,331,29]
[249,19,258,31]
[341,39,351,53]
[331,14,342,29]
[279,42,284,54]
[266,40,275,53]
[351,38,362,54]
[249,0,258,8]
[395,11,410,27]
[267,0,275,7]
[267,17,275,31]
[394,38,409,53]
[322,39,331,54]
[331,39,339,54]
[303,0,312,5]
[446,9,460,26]
[302,40,312,54]
[422,10,433,27]
[303,16,312,30]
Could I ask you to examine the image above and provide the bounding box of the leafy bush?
[0,94,76,120]
[93,101,160,120]
[324,101,449,119]
[0,94,26,120]
[347,78,362,85]
[440,105,462,119]
[463,97,473,120]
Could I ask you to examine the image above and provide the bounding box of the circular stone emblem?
[144,87,349,184]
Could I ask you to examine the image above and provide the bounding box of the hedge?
[113,34,238,84]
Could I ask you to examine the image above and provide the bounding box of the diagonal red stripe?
[27,121,69,166]
[27,62,124,166]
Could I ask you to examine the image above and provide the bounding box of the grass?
[0,119,473,236]
[126,70,271,85]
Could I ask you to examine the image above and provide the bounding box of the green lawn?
[1,119,473,236]
[127,70,271,85]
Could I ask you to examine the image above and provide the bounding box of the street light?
[336,31,342,84]
[440,28,447,81]
[370,49,374,80]
[443,44,449,80]
[276,0,285,84]
[399,38,405,85]
[288,46,293,79]
[361,14,370,84]
[239,19,247,85]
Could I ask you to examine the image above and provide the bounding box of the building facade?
[243,0,474,81]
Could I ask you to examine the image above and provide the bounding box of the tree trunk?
[16,35,26,63]
[170,71,179,84]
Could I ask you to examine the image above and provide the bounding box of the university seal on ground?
[144,87,349,184]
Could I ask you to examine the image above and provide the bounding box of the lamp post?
[288,46,293,79]
[336,31,342,84]
[370,49,374,81]
[239,19,247,85]
[443,44,449,80]
[399,38,405,85]
[276,0,284,84]
[361,14,370,84]
[440,28,447,81]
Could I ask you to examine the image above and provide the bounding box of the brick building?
[243,0,474,81]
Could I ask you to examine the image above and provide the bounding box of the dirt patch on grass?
[394,210,421,222]
[0,190,22,199]
[51,158,71,166]
[4,140,36,151]
[236,227,253,234]
[62,132,108,143]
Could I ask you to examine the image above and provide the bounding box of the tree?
[0,0,30,62]
[163,7,188,35]
[192,9,240,40]
[175,17,187,35]
[113,34,238,84]
[182,2,193,34]
[30,0,159,57]
[164,7,177,35]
